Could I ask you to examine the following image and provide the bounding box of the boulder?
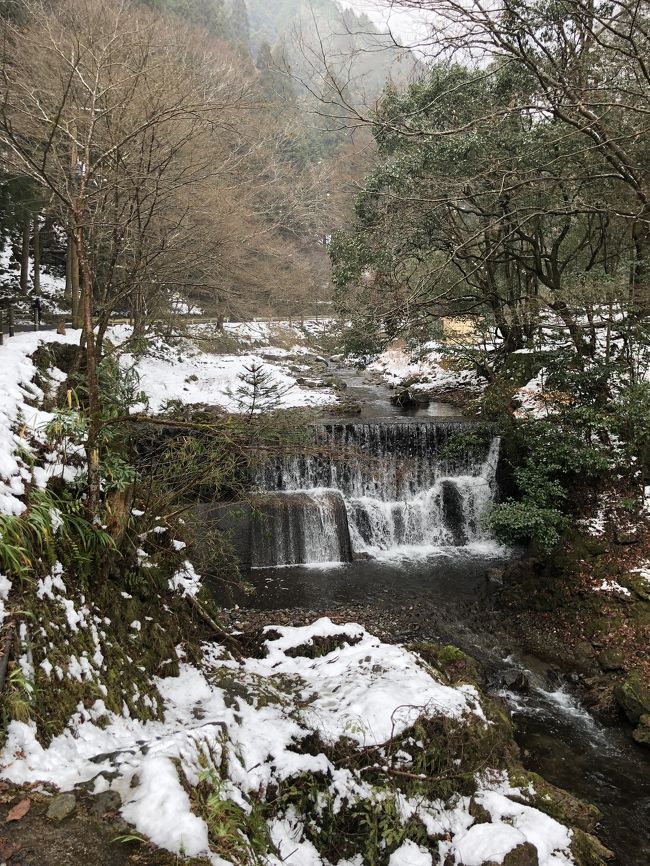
[614,671,650,724]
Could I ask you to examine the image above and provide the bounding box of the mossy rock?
[570,828,614,865]
[597,649,625,672]
[632,714,650,747]
[614,671,650,723]
[409,642,480,685]
[619,573,650,602]
[508,770,601,832]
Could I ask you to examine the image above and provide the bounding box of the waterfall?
[252,421,501,566]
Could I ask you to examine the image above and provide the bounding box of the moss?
[507,770,601,833]
[408,641,481,686]
[570,828,614,866]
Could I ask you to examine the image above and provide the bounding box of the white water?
[254,423,501,566]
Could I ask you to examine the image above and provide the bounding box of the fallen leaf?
[5,799,30,823]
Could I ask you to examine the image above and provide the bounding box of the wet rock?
[46,793,76,821]
[501,669,531,692]
[614,671,650,723]
[597,649,625,672]
[90,789,122,816]
[632,714,650,748]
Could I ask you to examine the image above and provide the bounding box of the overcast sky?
[339,0,434,46]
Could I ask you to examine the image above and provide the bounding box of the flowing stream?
[210,365,650,864]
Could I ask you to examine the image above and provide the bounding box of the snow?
[169,560,202,598]
[0,330,81,515]
[116,335,337,413]
[388,841,432,866]
[595,579,631,597]
[0,608,579,866]
[367,344,477,393]
[0,572,11,627]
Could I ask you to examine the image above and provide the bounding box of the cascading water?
[253,421,501,565]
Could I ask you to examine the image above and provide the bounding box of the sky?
[339,0,434,46]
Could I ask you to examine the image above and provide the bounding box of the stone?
[485,567,504,584]
[46,793,76,821]
[480,844,540,866]
[597,649,625,672]
[620,572,650,602]
[614,527,639,544]
[502,844,540,866]
[632,713,650,747]
[468,796,491,824]
[501,669,531,692]
[570,828,615,864]
[614,671,650,724]
[574,641,595,661]
[90,789,122,816]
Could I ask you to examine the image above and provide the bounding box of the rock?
[570,828,615,864]
[597,649,625,672]
[501,669,531,692]
[632,713,650,747]
[502,844,539,866]
[478,844,540,866]
[574,641,595,661]
[90,789,122,816]
[46,793,76,821]
[468,796,491,824]
[614,671,650,723]
[614,526,639,544]
[620,572,650,602]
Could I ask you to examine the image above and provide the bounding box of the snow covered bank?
[0,329,81,516]
[109,325,338,413]
[1,613,585,866]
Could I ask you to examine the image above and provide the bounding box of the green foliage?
[0,488,113,579]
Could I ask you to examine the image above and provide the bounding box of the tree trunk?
[70,238,81,328]
[32,217,41,296]
[20,220,30,294]
[65,236,72,304]
[74,226,101,518]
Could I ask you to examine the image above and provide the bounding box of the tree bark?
[74,225,101,517]
[70,237,81,328]
[32,217,41,296]
[20,220,30,294]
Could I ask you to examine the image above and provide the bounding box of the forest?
[0,1,648,866]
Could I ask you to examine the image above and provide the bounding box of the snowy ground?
[1,609,578,866]
[365,343,480,396]
[111,322,338,413]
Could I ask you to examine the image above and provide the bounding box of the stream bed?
[213,364,650,864]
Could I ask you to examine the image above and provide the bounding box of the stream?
[214,364,650,864]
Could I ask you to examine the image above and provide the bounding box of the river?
[215,363,650,864]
